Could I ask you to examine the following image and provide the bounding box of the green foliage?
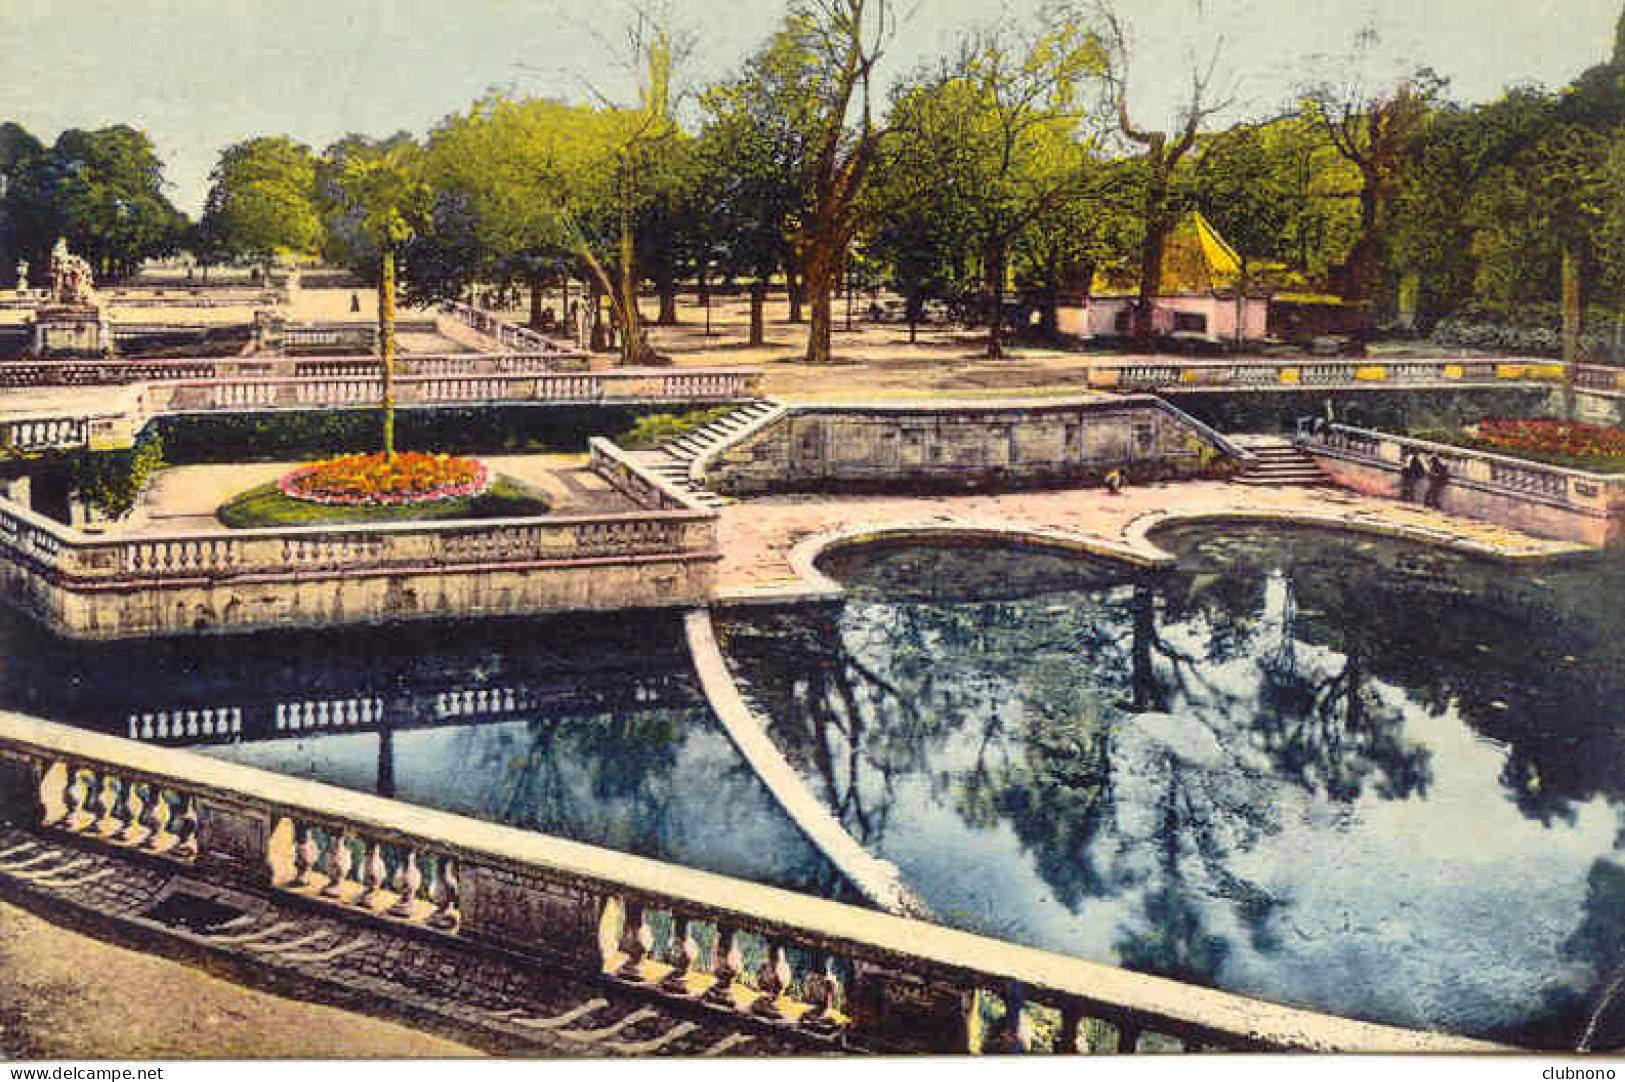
[198,136,324,266]
[66,430,164,521]
[614,407,735,449]
[150,405,720,463]
[216,474,549,528]
[2,125,188,280]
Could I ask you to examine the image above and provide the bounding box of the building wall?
[1059,295,1269,340]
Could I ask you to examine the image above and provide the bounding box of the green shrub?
[66,430,165,520]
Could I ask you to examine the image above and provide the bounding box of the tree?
[198,137,324,273]
[1300,28,1443,316]
[324,142,428,460]
[4,125,187,282]
[698,24,827,346]
[884,7,1109,358]
[786,0,900,365]
[1094,0,1231,343]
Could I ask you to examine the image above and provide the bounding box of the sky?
[0,0,1617,215]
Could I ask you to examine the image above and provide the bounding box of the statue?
[48,237,96,307]
[14,259,26,293]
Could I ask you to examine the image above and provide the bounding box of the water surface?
[718,530,1625,1047]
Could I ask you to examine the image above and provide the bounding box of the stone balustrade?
[1296,421,1625,546]
[0,710,1502,1053]
[1575,364,1625,393]
[1086,357,1567,392]
[0,457,719,635]
[440,301,576,355]
[0,352,585,388]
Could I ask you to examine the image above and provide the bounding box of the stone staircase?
[643,400,781,508]
[1234,435,1331,486]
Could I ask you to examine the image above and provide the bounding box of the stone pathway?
[711,480,1590,599]
[0,824,831,1058]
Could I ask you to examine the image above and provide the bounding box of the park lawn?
[217,474,550,528]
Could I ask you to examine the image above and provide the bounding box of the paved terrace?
[710,478,1587,602]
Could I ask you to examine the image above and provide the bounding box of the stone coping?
[1302,422,1625,486]
[709,499,1588,609]
[683,609,928,919]
[1121,506,1595,564]
[0,709,1505,1053]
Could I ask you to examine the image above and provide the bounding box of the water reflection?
[0,612,848,897]
[717,534,1625,1047]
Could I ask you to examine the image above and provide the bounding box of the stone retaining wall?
[1298,423,1625,547]
[700,396,1243,496]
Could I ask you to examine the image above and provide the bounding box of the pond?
[716,529,1625,1049]
[0,611,846,899]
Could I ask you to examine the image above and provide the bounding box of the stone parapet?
[0,708,1507,1054]
[1296,421,1625,547]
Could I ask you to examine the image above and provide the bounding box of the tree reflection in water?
[718,533,1625,1046]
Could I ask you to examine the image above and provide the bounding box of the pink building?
[1059,211,1270,343]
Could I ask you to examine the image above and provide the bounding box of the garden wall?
[699,396,1245,496]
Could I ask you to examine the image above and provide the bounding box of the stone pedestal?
[30,305,109,357]
[253,309,287,355]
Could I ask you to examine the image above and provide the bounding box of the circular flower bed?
[279,452,491,506]
[1464,418,1625,468]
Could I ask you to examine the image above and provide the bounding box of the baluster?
[659,916,699,994]
[803,957,845,1033]
[616,901,652,980]
[321,832,354,899]
[426,856,459,930]
[388,850,423,920]
[752,941,796,1020]
[358,839,387,909]
[294,823,321,887]
[704,926,741,1007]
[1058,1002,1085,1054]
[56,764,86,829]
[94,773,121,834]
[170,798,198,860]
[115,778,144,843]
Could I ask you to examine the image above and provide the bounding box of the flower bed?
[280,452,491,506]
[1427,419,1625,473]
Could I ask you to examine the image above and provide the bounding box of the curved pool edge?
[1123,505,1600,564]
[683,607,934,920]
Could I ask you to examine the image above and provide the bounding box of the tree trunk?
[699,271,712,337]
[529,275,544,328]
[986,239,1006,360]
[380,248,396,460]
[655,266,678,325]
[907,288,922,344]
[749,280,766,347]
[1134,158,1172,344]
[1562,243,1581,418]
[618,178,641,365]
[787,268,804,324]
[804,252,836,364]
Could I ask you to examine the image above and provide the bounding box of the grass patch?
[614,407,737,449]
[217,474,550,528]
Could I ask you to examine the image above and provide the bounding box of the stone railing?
[0,352,587,388]
[0,710,1501,1054]
[1575,364,1625,394]
[1296,421,1625,520]
[1087,357,1567,392]
[145,368,763,416]
[590,438,710,512]
[441,301,569,354]
[0,471,720,636]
